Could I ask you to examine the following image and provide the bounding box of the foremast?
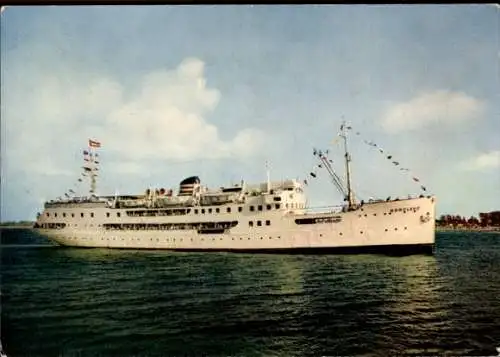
[340,122,356,210]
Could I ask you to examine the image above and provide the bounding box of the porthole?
[373,213,377,216]
[339,232,343,236]
[395,228,398,231]
[385,229,388,232]
[266,204,271,210]
[360,231,363,234]
[404,227,407,230]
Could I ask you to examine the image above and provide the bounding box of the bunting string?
[59,140,102,200]
[347,126,428,193]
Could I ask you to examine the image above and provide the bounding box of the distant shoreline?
[0,225,34,229]
[436,226,500,233]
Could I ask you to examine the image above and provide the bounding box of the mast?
[340,122,356,209]
[86,139,101,199]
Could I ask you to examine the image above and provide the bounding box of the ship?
[33,123,436,255]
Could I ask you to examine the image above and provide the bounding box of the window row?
[249,204,281,212]
[103,221,239,231]
[45,202,288,219]
[248,220,271,227]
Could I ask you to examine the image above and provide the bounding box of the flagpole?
[266,160,271,193]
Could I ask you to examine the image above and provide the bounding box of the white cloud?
[460,150,500,171]
[381,90,485,133]
[3,57,268,177]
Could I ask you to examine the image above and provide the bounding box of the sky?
[1,5,499,221]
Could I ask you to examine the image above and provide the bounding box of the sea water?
[1,229,499,356]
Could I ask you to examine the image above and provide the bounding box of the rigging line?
[347,126,429,193]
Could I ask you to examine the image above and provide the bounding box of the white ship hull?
[35,196,435,255]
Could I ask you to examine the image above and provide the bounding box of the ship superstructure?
[34,125,436,254]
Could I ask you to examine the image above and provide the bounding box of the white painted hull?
[35,196,435,254]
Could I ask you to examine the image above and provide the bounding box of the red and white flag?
[89,139,101,148]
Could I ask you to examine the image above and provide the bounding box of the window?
[208,208,212,213]
[46,213,50,217]
[250,206,255,212]
[194,209,198,214]
[215,208,220,213]
[81,213,84,218]
[258,205,263,211]
[265,220,270,226]
[266,204,271,210]
[201,209,205,214]
[63,213,66,218]
[257,221,262,227]
[106,212,110,218]
[275,204,281,209]
[90,213,94,218]
[55,213,58,217]
[71,213,75,217]
[238,207,243,212]
[227,207,231,213]
[117,212,121,217]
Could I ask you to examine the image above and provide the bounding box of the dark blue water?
[1,229,500,357]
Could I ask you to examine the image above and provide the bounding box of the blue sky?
[1,5,499,221]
